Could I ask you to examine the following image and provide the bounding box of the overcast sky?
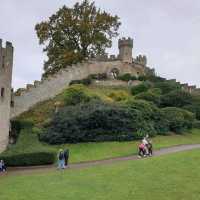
[1,0,200,90]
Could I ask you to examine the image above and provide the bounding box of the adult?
[57,149,65,169]
[64,149,69,167]
[0,160,6,172]
[142,135,149,155]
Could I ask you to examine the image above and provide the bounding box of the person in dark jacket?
[64,149,69,166]
[57,149,65,169]
[0,160,6,172]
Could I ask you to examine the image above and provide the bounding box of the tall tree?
[35,0,121,76]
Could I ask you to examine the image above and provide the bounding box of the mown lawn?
[1,149,200,200]
[3,129,200,164]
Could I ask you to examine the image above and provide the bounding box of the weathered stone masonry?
[2,36,199,153]
[0,40,13,152]
[11,60,148,118]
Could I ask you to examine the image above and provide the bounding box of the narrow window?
[11,100,14,107]
[2,56,5,68]
[1,88,5,98]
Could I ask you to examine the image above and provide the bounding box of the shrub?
[131,82,151,95]
[88,73,107,80]
[125,99,169,135]
[193,120,200,129]
[148,88,162,95]
[138,76,147,81]
[160,90,193,108]
[69,77,92,86]
[108,91,129,101]
[0,152,55,167]
[63,84,98,106]
[162,107,195,133]
[154,81,181,94]
[10,120,21,142]
[40,100,148,144]
[0,129,56,166]
[183,104,200,120]
[146,75,166,83]
[117,73,137,81]
[135,91,161,106]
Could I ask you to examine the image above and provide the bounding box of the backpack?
[59,152,64,160]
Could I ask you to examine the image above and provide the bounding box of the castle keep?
[0,37,198,152]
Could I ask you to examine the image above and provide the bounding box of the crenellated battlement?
[118,37,133,48]
[0,39,13,71]
[11,59,151,118]
[134,55,147,66]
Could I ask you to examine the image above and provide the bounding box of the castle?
[0,37,198,153]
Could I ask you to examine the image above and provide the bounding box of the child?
[138,143,146,158]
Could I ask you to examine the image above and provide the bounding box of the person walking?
[57,149,65,169]
[64,149,69,167]
[0,160,6,172]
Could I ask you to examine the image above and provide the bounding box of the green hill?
[1,74,200,166]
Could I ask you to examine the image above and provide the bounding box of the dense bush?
[193,120,200,129]
[0,152,55,166]
[108,91,129,101]
[162,107,195,133]
[40,100,151,144]
[117,73,137,81]
[160,90,193,108]
[154,81,181,94]
[183,104,200,120]
[125,99,169,135]
[0,128,56,166]
[131,82,152,95]
[63,85,98,106]
[69,77,92,86]
[88,73,107,80]
[145,75,166,83]
[135,91,161,106]
[138,76,147,81]
[10,120,21,142]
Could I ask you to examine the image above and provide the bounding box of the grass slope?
[16,85,131,126]
[1,149,200,200]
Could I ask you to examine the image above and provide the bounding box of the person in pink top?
[138,143,146,158]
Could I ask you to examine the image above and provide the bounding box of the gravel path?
[3,144,200,176]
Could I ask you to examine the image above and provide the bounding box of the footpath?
[3,144,200,176]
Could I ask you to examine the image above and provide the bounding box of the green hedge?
[0,152,55,167]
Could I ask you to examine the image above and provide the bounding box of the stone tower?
[0,39,14,153]
[118,37,133,63]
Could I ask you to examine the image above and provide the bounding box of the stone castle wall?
[0,40,13,152]
[11,60,147,118]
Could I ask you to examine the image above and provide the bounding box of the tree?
[35,0,121,76]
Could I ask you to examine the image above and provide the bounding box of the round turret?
[118,37,133,63]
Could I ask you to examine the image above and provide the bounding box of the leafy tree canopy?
[35,0,121,76]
